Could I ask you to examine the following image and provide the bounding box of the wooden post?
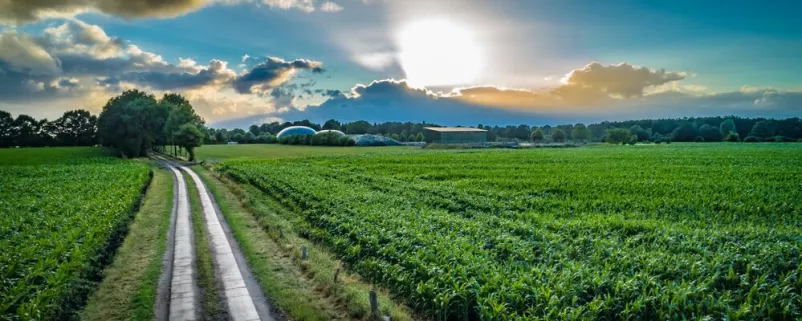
[301,246,307,260]
[369,289,379,319]
[333,268,340,283]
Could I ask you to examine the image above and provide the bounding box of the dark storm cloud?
[232,57,323,94]
[0,0,207,24]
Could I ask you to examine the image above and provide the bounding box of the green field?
[0,148,151,320]
[217,143,802,320]
[195,144,411,161]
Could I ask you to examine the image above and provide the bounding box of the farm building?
[424,127,487,144]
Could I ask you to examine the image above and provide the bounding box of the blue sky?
[1,0,800,127]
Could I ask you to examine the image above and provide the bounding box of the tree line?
[0,90,206,160]
[3,99,800,151]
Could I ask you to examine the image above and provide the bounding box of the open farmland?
[194,143,411,161]
[0,148,151,320]
[216,143,802,320]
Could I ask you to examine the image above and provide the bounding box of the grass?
[194,144,412,161]
[194,166,418,321]
[183,171,228,321]
[81,166,173,321]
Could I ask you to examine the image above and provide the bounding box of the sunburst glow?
[397,19,483,87]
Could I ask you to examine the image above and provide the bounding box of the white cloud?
[320,1,343,12]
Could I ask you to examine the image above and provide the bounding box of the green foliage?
[218,144,802,320]
[0,151,150,320]
[629,125,650,141]
[530,128,545,142]
[725,131,741,142]
[698,124,722,142]
[719,119,737,137]
[670,123,698,142]
[749,121,774,139]
[415,132,425,142]
[551,128,566,142]
[605,128,630,144]
[173,123,205,161]
[571,124,590,142]
[97,91,161,157]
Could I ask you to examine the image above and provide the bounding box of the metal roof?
[424,127,487,133]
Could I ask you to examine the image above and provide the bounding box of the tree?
[629,125,650,141]
[0,111,15,147]
[172,123,204,161]
[164,96,203,155]
[12,115,48,147]
[98,97,158,157]
[719,119,737,138]
[98,90,157,156]
[725,131,740,142]
[552,128,566,142]
[571,124,590,142]
[671,123,698,142]
[749,121,773,139]
[531,128,544,142]
[605,128,630,144]
[415,132,425,142]
[322,119,342,130]
[698,124,722,142]
[344,120,371,134]
[50,110,97,146]
[215,129,229,143]
[249,124,261,136]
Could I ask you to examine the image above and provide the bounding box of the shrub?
[605,128,630,144]
[743,136,762,143]
[694,136,705,142]
[725,131,740,142]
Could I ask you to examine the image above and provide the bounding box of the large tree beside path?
[97,90,205,158]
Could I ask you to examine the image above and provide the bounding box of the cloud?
[260,0,316,13]
[0,18,321,115]
[219,74,801,128]
[0,0,207,24]
[560,62,686,98]
[0,32,61,76]
[232,56,323,94]
[100,59,236,90]
[320,1,343,12]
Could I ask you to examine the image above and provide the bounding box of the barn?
[423,127,487,144]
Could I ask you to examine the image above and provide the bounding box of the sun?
[396,19,483,87]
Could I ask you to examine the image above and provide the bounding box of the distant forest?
[216,116,802,144]
[2,107,801,148]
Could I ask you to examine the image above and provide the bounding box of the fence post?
[369,289,379,319]
[333,268,340,283]
[301,246,307,260]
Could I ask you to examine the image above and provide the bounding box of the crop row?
[218,144,802,320]
[0,157,150,320]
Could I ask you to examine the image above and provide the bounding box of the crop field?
[0,148,151,320]
[217,143,802,320]
[195,144,411,161]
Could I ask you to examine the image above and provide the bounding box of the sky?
[1,0,800,128]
